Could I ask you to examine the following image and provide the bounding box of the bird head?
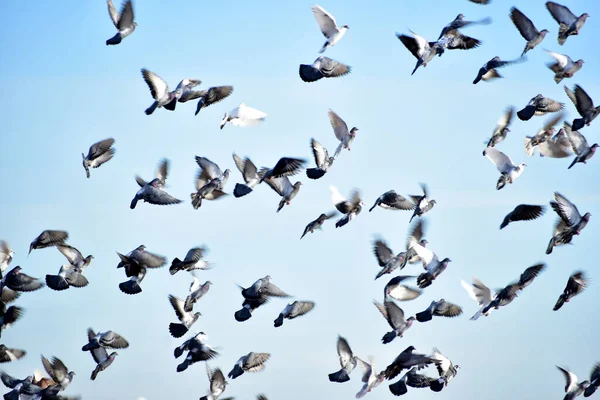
[134,22,139,27]
[342,25,350,29]
[295,181,303,188]
[577,59,585,66]
[540,29,549,35]
[442,258,452,264]
[591,143,598,151]
[223,169,230,178]
[581,13,590,20]
[110,352,119,358]
[206,281,213,286]
[456,14,465,20]
[583,212,592,221]
[350,127,359,136]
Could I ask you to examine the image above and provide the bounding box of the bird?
[175,332,219,372]
[517,94,564,121]
[239,275,290,301]
[0,241,14,273]
[546,51,584,84]
[168,294,201,339]
[141,69,177,115]
[234,296,269,323]
[191,157,229,209]
[0,372,39,399]
[328,336,359,383]
[273,300,315,327]
[383,276,422,302]
[461,278,496,320]
[388,367,437,396]
[373,300,415,344]
[40,355,75,392]
[473,56,525,85]
[384,346,439,381]
[184,277,212,311]
[564,85,600,131]
[162,78,203,111]
[584,364,600,397]
[557,366,590,400]
[372,238,409,280]
[369,190,415,213]
[1,266,45,293]
[300,213,336,239]
[330,186,363,228]
[406,219,427,265]
[105,0,137,45]
[130,158,182,209]
[328,109,358,157]
[169,247,211,275]
[430,348,460,392]
[546,2,589,45]
[311,5,349,53]
[415,299,463,323]
[232,153,261,197]
[485,106,515,152]
[547,192,591,254]
[85,329,119,381]
[509,7,548,57]
[227,352,271,379]
[117,245,166,294]
[547,217,574,255]
[411,244,452,288]
[537,128,574,159]
[396,31,444,76]
[82,328,129,351]
[260,157,306,183]
[356,356,385,398]
[500,204,546,229]
[0,301,24,338]
[483,147,526,190]
[554,271,587,311]
[45,264,89,291]
[190,86,234,116]
[438,14,492,40]
[468,0,490,4]
[307,138,335,179]
[199,364,229,400]
[409,183,436,222]
[28,230,68,255]
[194,157,230,191]
[524,112,564,156]
[564,122,598,169]
[0,344,25,363]
[220,103,267,129]
[262,174,302,213]
[81,138,115,178]
[299,56,351,82]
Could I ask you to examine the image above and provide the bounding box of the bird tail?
[568,158,578,170]
[521,45,529,58]
[411,58,424,76]
[119,280,142,295]
[572,118,585,131]
[164,98,177,111]
[145,101,158,115]
[233,183,253,198]
[276,199,286,213]
[409,211,417,223]
[45,274,70,291]
[234,308,252,322]
[328,369,350,383]
[228,365,244,379]
[496,175,507,191]
[220,113,228,129]
[82,342,99,352]
[306,168,326,180]
[554,74,563,84]
[195,98,205,116]
[274,314,284,328]
[382,331,397,344]
[4,389,20,400]
[191,192,202,209]
[499,216,510,230]
[333,143,343,158]
[169,258,182,275]
[553,295,566,311]
[374,268,388,281]
[585,385,598,397]
[90,365,101,381]
[417,273,432,289]
[388,380,408,396]
[174,345,185,358]
[517,106,535,121]
[335,215,350,228]
[476,17,492,25]
[369,201,378,212]
[415,309,433,322]
[176,360,190,372]
[169,323,189,338]
[470,308,483,321]
[299,64,323,83]
[429,378,445,392]
[319,41,328,53]
[106,33,122,45]
[546,237,555,255]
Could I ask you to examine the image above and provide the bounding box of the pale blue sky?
[0,0,599,399]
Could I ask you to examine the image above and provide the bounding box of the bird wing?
[432,348,451,375]
[484,147,515,173]
[557,366,578,393]
[107,0,120,27]
[443,30,481,50]
[574,85,595,116]
[203,86,234,107]
[408,30,429,55]
[336,336,354,367]
[464,277,494,305]
[384,301,406,328]
[411,243,435,267]
[232,153,246,175]
[546,2,577,25]
[6,270,44,292]
[552,192,583,225]
[141,69,169,100]
[271,157,306,178]
[131,249,167,268]
[542,112,565,132]
[117,0,134,30]
[511,205,546,222]
[87,138,115,160]
[184,247,204,263]
[328,109,350,141]
[518,263,546,288]
[330,186,350,213]
[56,244,84,266]
[406,219,425,249]
[143,187,182,206]
[237,103,267,122]
[195,156,223,179]
[317,57,351,77]
[90,344,108,364]
[179,90,205,103]
[262,282,290,297]
[497,106,515,130]
[310,138,328,167]
[436,302,463,318]
[104,332,129,349]
[547,51,570,69]
[290,301,315,318]
[397,34,423,59]
[509,7,539,41]
[382,191,415,210]
[156,158,169,183]
[50,357,69,383]
[538,135,572,158]
[169,295,186,321]
[311,5,338,38]
[262,174,287,197]
[210,368,226,394]
[373,239,394,266]
[564,123,589,155]
[244,352,270,371]
[568,271,588,295]
[406,370,436,388]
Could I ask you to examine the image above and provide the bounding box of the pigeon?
[194,157,230,191]
[547,218,574,255]
[546,2,589,45]
[85,329,118,381]
[141,69,178,115]
[311,5,349,53]
[438,14,492,40]
[483,147,526,190]
[184,277,212,311]
[228,352,271,379]
[162,78,203,111]
[500,204,546,229]
[328,336,359,383]
[262,174,302,213]
[169,247,211,275]
[328,109,358,157]
[307,138,335,179]
[473,56,525,85]
[1,267,44,293]
[564,122,598,169]
[356,357,385,398]
[524,112,564,156]
[557,366,590,400]
[239,275,290,301]
[537,128,574,158]
[469,0,490,4]
[168,294,201,339]
[28,230,68,255]
[82,329,129,351]
[481,264,546,315]
[0,242,14,273]
[372,238,409,280]
[411,243,452,288]
[409,184,436,222]
[384,346,439,381]
[0,344,25,363]
[130,158,182,209]
[436,28,483,55]
[430,349,460,392]
[82,138,115,178]
[485,106,514,152]
[175,332,219,372]
[383,276,422,302]
[0,302,23,337]
[509,7,548,57]
[199,365,229,400]
[232,153,261,197]
[191,86,234,115]
[117,245,166,294]
[369,191,415,213]
[480,68,503,82]
[546,51,584,84]
[373,300,415,344]
[106,0,137,45]
[547,192,591,254]
[461,278,496,320]
[389,367,437,396]
[234,295,269,322]
[406,219,427,265]
[220,103,267,129]
[554,271,587,311]
[564,85,600,131]
[40,355,75,392]
[517,94,565,121]
[397,31,444,75]
[584,364,600,397]
[300,213,336,239]
[260,157,306,183]
[299,56,351,82]
[0,372,38,399]
[273,300,315,327]
[331,186,363,228]
[191,158,229,209]
[45,265,90,291]
[415,299,463,323]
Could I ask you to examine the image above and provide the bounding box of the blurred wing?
[484,147,514,172]
[107,0,120,27]
[312,5,338,38]
[546,2,577,25]
[142,69,169,100]
[552,192,582,225]
[328,109,349,141]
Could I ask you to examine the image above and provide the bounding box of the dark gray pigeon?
[117,245,166,294]
[300,213,335,239]
[554,271,587,311]
[299,56,351,82]
[190,86,234,115]
[1,267,44,293]
[584,364,600,397]
[106,0,137,45]
[82,328,129,351]
[306,138,334,179]
[384,346,438,381]
[517,94,564,121]
[85,329,118,381]
[415,299,463,323]
[130,158,182,209]
[141,69,176,115]
[0,302,23,338]
[373,300,415,344]
[191,170,228,209]
[564,85,600,131]
[372,238,409,280]
[274,301,315,327]
[547,192,591,254]
[409,184,436,222]
[175,332,219,372]
[384,276,422,302]
[40,355,75,392]
[0,344,25,363]
[500,204,545,229]
[262,174,302,213]
[0,372,38,399]
[369,190,415,213]
[199,364,229,400]
[260,157,306,182]
[473,56,525,84]
[234,295,269,322]
[564,122,598,169]
[546,2,589,45]
[168,294,201,339]
[28,230,68,255]
[328,336,359,383]
[331,186,363,228]
[232,153,261,198]
[438,14,491,39]
[509,7,548,56]
[228,352,270,379]
[169,247,211,275]
[46,265,89,292]
[389,367,436,396]
[484,106,514,152]
[194,157,230,192]
[82,138,115,178]
[184,277,212,311]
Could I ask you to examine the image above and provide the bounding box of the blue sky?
[0,0,599,399]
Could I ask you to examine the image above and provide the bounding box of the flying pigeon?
[311,5,349,53]
[546,218,573,255]
[0,302,24,338]
[117,245,166,294]
[373,300,415,344]
[0,372,39,399]
[554,271,587,311]
[85,329,118,381]
[106,0,137,45]
[372,238,409,280]
[199,365,229,400]
[406,219,427,265]
[473,56,525,85]
[260,157,306,183]
[509,7,548,57]
[384,346,439,381]
[564,85,600,131]
[28,230,68,255]
[194,157,229,191]
[331,186,363,228]
[228,352,271,379]
[175,332,219,372]
[383,276,422,302]
[189,86,234,115]
[356,357,385,398]
[537,128,574,158]
[564,122,598,169]
[546,51,584,84]
[262,174,302,213]
[1,266,44,293]
[500,204,545,229]
[169,247,211,275]
[306,138,335,179]
[410,243,452,288]
[232,153,261,197]
[141,69,178,115]
[415,299,463,323]
[184,277,212,311]
[557,366,590,399]
[82,328,129,351]
[585,364,600,397]
[191,157,229,209]
[274,300,315,327]
[369,190,415,213]
[483,147,526,190]
[0,241,14,273]
[299,56,351,82]
[481,264,546,315]
[430,348,460,392]
[547,192,591,254]
[409,183,436,222]
[0,344,25,363]
[328,336,359,383]
[524,112,564,156]
[300,213,336,239]
[328,109,358,157]
[82,138,115,178]
[517,94,565,121]
[130,158,182,209]
[220,103,267,129]
[438,14,491,39]
[46,265,90,291]
[388,367,437,396]
[239,275,290,301]
[168,294,201,339]
[40,355,75,392]
[485,106,514,152]
[397,31,444,75]
[234,296,269,323]
[546,2,589,45]
[461,278,496,320]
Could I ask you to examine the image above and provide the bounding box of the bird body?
[329,336,358,383]
[300,213,335,239]
[106,0,137,45]
[546,2,589,45]
[311,5,349,53]
[274,300,315,327]
[483,147,526,190]
[220,103,267,129]
[331,186,363,228]
[554,271,587,311]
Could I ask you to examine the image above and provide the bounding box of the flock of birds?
[1,0,599,399]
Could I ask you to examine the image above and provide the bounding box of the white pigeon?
[483,147,526,190]
[312,5,349,53]
[328,109,358,157]
[557,366,590,400]
[0,241,14,273]
[461,278,496,320]
[220,103,267,129]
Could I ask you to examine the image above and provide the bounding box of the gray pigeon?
[584,364,600,397]
[82,328,129,351]
[46,264,89,292]
[517,94,565,121]
[430,348,460,392]
[191,160,229,209]
[106,0,137,45]
[406,219,428,265]
[524,112,565,156]
[416,255,452,289]
[373,300,415,344]
[192,86,234,115]
[184,277,212,311]
[311,5,349,53]
[40,355,75,392]
[0,344,25,363]
[328,336,359,383]
[546,2,589,45]
[369,190,415,213]
[300,213,335,239]
[163,79,202,111]
[141,69,177,115]
[557,366,590,400]
[397,31,444,75]
[409,184,436,222]
[389,367,437,396]
[484,106,514,152]
[509,7,548,56]
[546,51,584,84]
[372,238,408,280]
[564,85,600,131]
[0,241,13,274]
[331,186,363,228]
[0,372,39,399]
[483,147,527,190]
[0,302,24,338]
[1,267,44,293]
[355,356,385,398]
[82,138,115,178]
[200,364,229,400]
[438,14,491,39]
[547,192,591,254]
[168,294,201,339]
[169,247,211,275]
[299,56,351,82]
[328,109,358,157]
[537,128,574,159]
[28,230,68,255]
[239,275,290,301]
[415,299,463,323]
[473,56,525,84]
[564,122,598,169]
[130,158,182,209]
[232,153,261,198]
[384,276,422,302]
[194,157,230,191]
[260,157,306,182]
[262,174,302,213]
[228,352,271,379]
[306,138,334,179]
[274,301,315,327]
[481,264,546,315]
[554,271,587,311]
[234,295,269,323]
[384,346,439,381]
[500,204,545,229]
[117,245,166,294]
[175,332,219,372]
[85,329,118,381]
